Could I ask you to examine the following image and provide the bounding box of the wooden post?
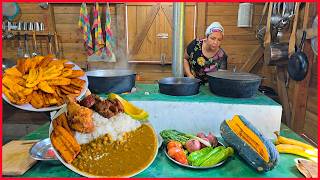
[291,41,315,133]
[276,65,291,126]
[290,2,315,134]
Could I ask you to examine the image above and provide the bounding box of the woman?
[184,22,228,83]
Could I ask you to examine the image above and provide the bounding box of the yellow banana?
[108,93,149,121]
[276,144,318,162]
[274,131,317,151]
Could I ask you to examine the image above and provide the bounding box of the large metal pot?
[207,71,261,98]
[158,77,201,96]
[86,69,136,94]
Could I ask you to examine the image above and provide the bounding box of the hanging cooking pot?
[288,31,308,81]
[207,71,262,98]
[158,77,201,96]
[86,69,136,94]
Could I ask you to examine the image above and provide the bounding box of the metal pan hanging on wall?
[288,31,309,81]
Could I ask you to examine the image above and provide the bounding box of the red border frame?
[0,0,319,179]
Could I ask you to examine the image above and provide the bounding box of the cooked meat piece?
[92,95,124,118]
[66,95,94,133]
[79,94,96,108]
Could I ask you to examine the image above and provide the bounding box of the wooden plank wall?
[205,2,277,90]
[301,3,318,144]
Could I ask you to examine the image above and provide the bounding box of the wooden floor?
[2,101,50,144]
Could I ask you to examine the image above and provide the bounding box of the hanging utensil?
[288,31,308,81]
[288,2,300,57]
[255,2,269,44]
[263,2,273,64]
[17,32,24,58]
[54,32,60,59]
[288,2,310,81]
[48,33,53,55]
[31,31,39,56]
[23,33,30,58]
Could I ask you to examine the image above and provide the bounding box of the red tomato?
[167,140,182,150]
[167,147,182,158]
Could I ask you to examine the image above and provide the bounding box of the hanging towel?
[78,3,93,55]
[104,3,114,57]
[92,3,105,55]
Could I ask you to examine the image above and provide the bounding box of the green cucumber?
[200,147,234,167]
[187,147,213,164]
[193,146,225,166]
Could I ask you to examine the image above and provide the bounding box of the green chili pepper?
[200,147,234,167]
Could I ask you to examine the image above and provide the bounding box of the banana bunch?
[274,132,318,162]
[108,93,149,121]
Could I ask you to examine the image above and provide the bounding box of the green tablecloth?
[100,84,280,106]
[19,123,305,178]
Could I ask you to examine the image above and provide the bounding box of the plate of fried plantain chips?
[2,55,88,112]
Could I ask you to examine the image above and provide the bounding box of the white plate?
[2,61,88,112]
[49,108,158,178]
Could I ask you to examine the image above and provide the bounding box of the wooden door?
[127,3,196,64]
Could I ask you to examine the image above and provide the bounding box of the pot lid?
[86,69,136,77]
[207,71,261,81]
[158,77,201,84]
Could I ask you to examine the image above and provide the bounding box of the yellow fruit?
[274,131,317,151]
[276,144,318,161]
[108,93,149,121]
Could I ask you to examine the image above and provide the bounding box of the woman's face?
[206,31,223,51]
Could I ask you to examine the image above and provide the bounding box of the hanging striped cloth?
[78,3,93,55]
[104,3,114,57]
[92,3,105,55]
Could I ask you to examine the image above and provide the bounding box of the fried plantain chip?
[67,70,85,78]
[60,85,80,94]
[26,68,43,88]
[39,56,53,68]
[38,81,55,94]
[60,88,73,95]
[51,132,75,164]
[70,78,85,88]
[60,68,73,77]
[47,77,71,86]
[63,63,75,69]
[2,85,17,104]
[23,58,32,74]
[30,91,44,109]
[16,59,26,75]
[4,67,22,77]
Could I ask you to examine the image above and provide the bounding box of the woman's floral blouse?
[186,39,228,83]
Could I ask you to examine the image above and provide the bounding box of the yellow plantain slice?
[38,81,55,94]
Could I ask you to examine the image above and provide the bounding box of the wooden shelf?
[9,31,51,36]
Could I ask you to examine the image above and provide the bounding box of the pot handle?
[298,31,307,51]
